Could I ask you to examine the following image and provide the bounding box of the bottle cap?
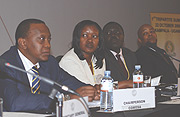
[104,70,111,76]
[135,65,141,70]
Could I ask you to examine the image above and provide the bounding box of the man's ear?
[137,38,143,48]
[18,38,27,49]
[138,38,142,44]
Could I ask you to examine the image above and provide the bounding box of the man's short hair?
[15,19,45,46]
[103,21,124,34]
[137,24,151,40]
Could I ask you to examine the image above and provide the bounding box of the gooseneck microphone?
[0,58,91,117]
[146,43,180,63]
[146,43,179,80]
[146,46,156,52]
[164,52,180,63]
[0,59,79,96]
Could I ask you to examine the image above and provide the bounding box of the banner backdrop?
[150,13,180,72]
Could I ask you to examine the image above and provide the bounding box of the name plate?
[63,97,88,117]
[113,87,155,112]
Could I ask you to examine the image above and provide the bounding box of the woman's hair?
[72,20,104,68]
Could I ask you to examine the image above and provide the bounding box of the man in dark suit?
[103,22,137,89]
[136,24,178,84]
[0,19,98,112]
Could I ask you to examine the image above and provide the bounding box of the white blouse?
[59,48,106,86]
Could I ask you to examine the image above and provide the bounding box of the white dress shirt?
[110,48,126,65]
[18,49,39,87]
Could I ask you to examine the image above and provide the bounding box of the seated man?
[103,22,137,88]
[136,24,178,84]
[0,19,98,113]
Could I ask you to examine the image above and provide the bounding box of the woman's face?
[79,25,99,56]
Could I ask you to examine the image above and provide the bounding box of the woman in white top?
[60,20,105,86]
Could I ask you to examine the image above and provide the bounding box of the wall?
[0,0,180,58]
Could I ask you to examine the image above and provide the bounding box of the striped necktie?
[31,66,40,94]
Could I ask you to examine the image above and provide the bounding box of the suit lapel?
[106,49,127,79]
[16,50,31,89]
[38,62,52,94]
[146,47,177,72]
[122,48,131,73]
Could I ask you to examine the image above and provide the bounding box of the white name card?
[177,78,180,96]
[113,87,155,112]
[63,97,88,117]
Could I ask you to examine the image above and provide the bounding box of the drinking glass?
[144,76,151,87]
[0,98,3,117]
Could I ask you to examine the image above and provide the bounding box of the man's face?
[138,24,157,46]
[103,24,124,51]
[22,23,51,64]
[79,25,99,57]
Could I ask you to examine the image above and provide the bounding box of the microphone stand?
[147,45,180,63]
[164,52,180,63]
[147,45,180,79]
[55,92,64,117]
[48,88,63,117]
[4,62,91,117]
[164,52,180,77]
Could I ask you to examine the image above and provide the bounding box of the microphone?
[163,52,180,63]
[145,43,179,80]
[145,42,159,53]
[145,44,170,64]
[0,58,80,96]
[147,46,156,52]
[0,58,92,117]
[145,43,180,63]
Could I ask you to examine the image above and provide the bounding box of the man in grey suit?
[103,22,137,89]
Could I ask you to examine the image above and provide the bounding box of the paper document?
[3,112,53,117]
[151,75,161,86]
[88,100,100,108]
[159,98,180,104]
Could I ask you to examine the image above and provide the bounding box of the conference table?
[2,98,180,117]
[91,102,180,117]
[90,85,180,117]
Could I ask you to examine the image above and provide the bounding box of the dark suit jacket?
[0,46,85,112]
[135,46,177,84]
[104,47,137,81]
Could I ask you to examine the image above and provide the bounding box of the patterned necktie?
[31,66,40,94]
[116,54,128,78]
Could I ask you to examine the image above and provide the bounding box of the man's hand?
[70,86,96,102]
[117,80,133,89]
[94,84,100,100]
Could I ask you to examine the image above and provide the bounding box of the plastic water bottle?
[133,65,144,88]
[178,64,180,77]
[100,71,113,111]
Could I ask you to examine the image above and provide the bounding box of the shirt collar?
[18,49,40,71]
[110,48,123,56]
